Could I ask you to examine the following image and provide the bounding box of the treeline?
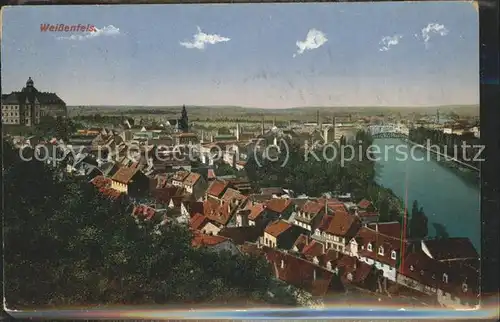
[3,140,300,309]
[408,127,481,169]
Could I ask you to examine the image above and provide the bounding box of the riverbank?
[404,138,480,186]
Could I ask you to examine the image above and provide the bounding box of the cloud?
[57,25,120,41]
[294,29,328,57]
[179,26,230,50]
[421,23,449,43]
[379,35,403,51]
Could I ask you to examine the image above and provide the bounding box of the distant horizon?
[68,104,479,109]
[2,3,479,107]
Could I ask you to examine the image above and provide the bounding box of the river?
[373,138,481,253]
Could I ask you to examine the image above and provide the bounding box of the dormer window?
[462,283,468,293]
[409,265,414,271]
[443,273,448,283]
[347,273,353,281]
[367,243,372,251]
[378,246,384,255]
[326,261,332,271]
[391,251,397,260]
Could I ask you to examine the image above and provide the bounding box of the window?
[378,246,384,255]
[462,283,468,293]
[367,243,372,251]
[409,265,414,271]
[347,273,353,281]
[280,260,284,269]
[443,273,448,283]
[391,251,397,260]
[326,261,332,271]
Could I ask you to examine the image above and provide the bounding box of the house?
[221,187,247,205]
[191,231,240,256]
[90,175,123,200]
[337,255,378,292]
[312,214,334,242]
[205,179,229,200]
[264,247,336,296]
[397,250,479,308]
[239,202,265,227]
[218,225,263,245]
[420,238,479,263]
[110,167,149,197]
[182,172,207,200]
[202,198,239,228]
[171,170,190,187]
[151,185,185,205]
[355,225,408,283]
[190,213,210,231]
[293,200,328,232]
[180,201,204,218]
[302,240,325,264]
[261,220,301,250]
[356,210,380,225]
[324,210,361,254]
[292,234,311,253]
[265,198,294,220]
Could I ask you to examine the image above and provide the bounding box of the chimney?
[375,223,379,233]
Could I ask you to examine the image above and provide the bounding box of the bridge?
[367,124,410,138]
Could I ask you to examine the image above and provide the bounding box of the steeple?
[436,109,440,124]
[179,105,189,132]
[26,77,34,87]
[316,110,320,127]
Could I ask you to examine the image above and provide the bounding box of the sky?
[1,3,479,108]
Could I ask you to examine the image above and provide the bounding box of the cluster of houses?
[6,109,480,309]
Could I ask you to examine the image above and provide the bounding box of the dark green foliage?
[3,140,286,309]
[408,200,429,239]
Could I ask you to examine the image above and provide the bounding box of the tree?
[408,200,429,239]
[3,140,296,309]
[432,222,449,239]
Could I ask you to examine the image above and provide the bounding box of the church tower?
[178,105,189,132]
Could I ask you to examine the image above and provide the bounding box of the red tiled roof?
[221,188,247,203]
[218,226,263,245]
[183,172,201,187]
[317,214,334,231]
[202,199,235,226]
[302,240,325,259]
[264,247,334,296]
[91,175,112,189]
[422,238,478,261]
[192,231,230,247]
[190,213,210,230]
[326,211,361,240]
[245,202,266,221]
[207,180,229,198]
[172,170,190,182]
[151,185,184,204]
[264,220,292,238]
[111,166,139,184]
[265,198,292,214]
[399,250,479,300]
[356,227,408,267]
[239,242,265,257]
[292,234,310,252]
[132,204,156,220]
[358,199,373,209]
[367,222,402,239]
[301,200,325,215]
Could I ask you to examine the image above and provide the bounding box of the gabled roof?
[292,234,310,252]
[302,240,325,259]
[221,188,247,203]
[300,200,325,215]
[172,170,190,182]
[317,214,334,232]
[356,227,408,266]
[218,226,263,245]
[326,211,361,240]
[183,172,201,186]
[111,167,139,184]
[132,204,156,220]
[190,213,210,231]
[366,222,402,239]
[264,247,335,296]
[264,220,292,238]
[202,199,236,226]
[245,202,266,221]
[422,238,478,261]
[206,180,229,198]
[265,198,293,214]
[192,231,231,247]
[260,187,287,196]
